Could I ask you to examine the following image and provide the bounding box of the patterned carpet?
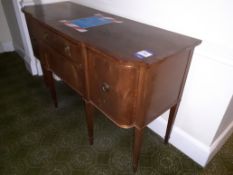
[0,52,232,175]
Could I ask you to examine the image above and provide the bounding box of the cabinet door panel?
[88,51,138,127]
[45,46,85,95]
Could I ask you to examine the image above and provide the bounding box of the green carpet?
[0,52,232,175]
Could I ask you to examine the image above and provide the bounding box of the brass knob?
[101,82,110,92]
[64,45,71,56]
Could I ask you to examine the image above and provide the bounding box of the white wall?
[21,0,65,5]
[2,0,24,54]
[175,53,233,145]
[0,0,13,53]
[70,0,233,49]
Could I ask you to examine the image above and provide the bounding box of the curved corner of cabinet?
[86,49,141,128]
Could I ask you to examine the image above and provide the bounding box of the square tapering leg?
[42,66,58,108]
[85,102,95,145]
[133,127,144,172]
[164,103,180,144]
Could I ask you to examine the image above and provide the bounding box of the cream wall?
[0,0,13,52]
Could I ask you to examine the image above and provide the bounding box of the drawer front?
[27,16,83,64]
[48,32,83,63]
[45,45,85,95]
[88,51,138,126]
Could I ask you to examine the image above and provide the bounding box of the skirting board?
[0,41,14,53]
[14,44,39,76]
[207,118,233,163]
[148,116,233,167]
[24,58,38,76]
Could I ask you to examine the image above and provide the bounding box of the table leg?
[85,102,95,145]
[164,103,180,144]
[133,127,144,172]
[41,66,49,88]
[41,66,58,108]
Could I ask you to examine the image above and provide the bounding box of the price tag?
[135,50,154,59]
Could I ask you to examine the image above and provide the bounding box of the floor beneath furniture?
[0,52,232,175]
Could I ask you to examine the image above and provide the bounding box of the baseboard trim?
[15,45,25,58]
[207,119,233,163]
[23,55,39,76]
[148,117,210,167]
[0,47,3,53]
[0,41,14,53]
[14,44,39,76]
[36,59,43,76]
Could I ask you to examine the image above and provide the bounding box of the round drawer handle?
[101,82,110,92]
[64,45,71,56]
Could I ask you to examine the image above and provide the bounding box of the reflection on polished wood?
[23,2,201,172]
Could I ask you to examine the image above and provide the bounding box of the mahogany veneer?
[23,2,201,171]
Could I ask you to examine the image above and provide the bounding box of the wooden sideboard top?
[23,2,201,63]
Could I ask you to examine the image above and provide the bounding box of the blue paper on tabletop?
[70,16,113,28]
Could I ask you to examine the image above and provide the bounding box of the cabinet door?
[43,45,85,96]
[88,50,138,127]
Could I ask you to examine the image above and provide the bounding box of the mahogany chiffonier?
[23,2,201,171]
